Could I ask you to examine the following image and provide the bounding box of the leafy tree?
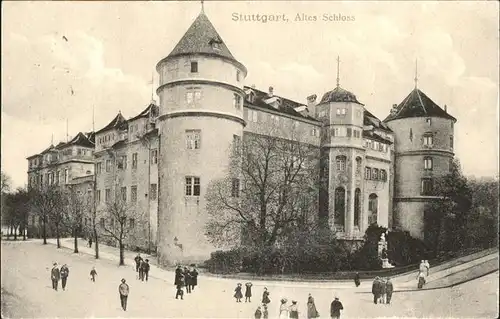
[205,130,322,249]
[1,171,11,194]
[4,188,31,240]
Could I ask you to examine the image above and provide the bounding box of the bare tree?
[64,186,91,253]
[1,171,11,194]
[99,196,133,266]
[30,186,64,245]
[205,129,322,249]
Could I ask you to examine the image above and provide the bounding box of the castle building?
[26,7,456,264]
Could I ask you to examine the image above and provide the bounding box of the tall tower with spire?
[384,70,456,241]
[155,6,247,265]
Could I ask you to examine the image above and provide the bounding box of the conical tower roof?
[159,11,246,74]
[384,88,456,122]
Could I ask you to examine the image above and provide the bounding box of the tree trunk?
[56,223,60,248]
[14,226,17,240]
[22,225,26,240]
[93,227,99,259]
[119,242,125,266]
[42,218,47,245]
[74,228,79,253]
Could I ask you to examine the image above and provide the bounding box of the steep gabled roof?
[384,88,456,122]
[96,112,127,134]
[66,132,94,148]
[364,110,392,133]
[129,103,159,122]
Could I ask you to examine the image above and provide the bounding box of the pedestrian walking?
[417,271,426,289]
[50,263,60,291]
[379,277,386,304]
[234,283,243,302]
[385,277,394,304]
[60,264,69,291]
[90,267,97,282]
[88,237,92,248]
[184,267,192,293]
[262,287,271,305]
[307,293,319,319]
[175,267,185,300]
[190,267,198,291]
[262,304,269,319]
[354,272,360,287]
[141,259,150,282]
[118,278,129,311]
[330,297,343,319]
[245,282,253,302]
[419,260,426,274]
[372,277,381,304]
[289,300,299,319]
[134,254,143,275]
[255,306,262,319]
[424,260,430,276]
[279,298,289,319]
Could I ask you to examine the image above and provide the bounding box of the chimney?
[444,104,447,113]
[268,86,274,97]
[390,103,398,115]
[307,94,318,117]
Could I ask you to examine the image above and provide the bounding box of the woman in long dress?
[262,287,271,305]
[279,298,289,319]
[307,294,319,318]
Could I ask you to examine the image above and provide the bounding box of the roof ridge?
[416,89,427,115]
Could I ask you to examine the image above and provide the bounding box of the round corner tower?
[155,10,247,265]
[384,87,456,241]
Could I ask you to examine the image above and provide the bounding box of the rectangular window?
[346,128,352,137]
[132,153,138,169]
[341,108,346,115]
[118,156,127,169]
[106,160,112,172]
[151,149,158,164]
[233,93,242,109]
[311,128,318,137]
[421,178,433,195]
[96,162,102,175]
[64,169,69,184]
[423,135,433,146]
[121,187,127,202]
[231,178,240,197]
[131,186,138,203]
[190,61,198,73]
[233,135,241,153]
[424,157,433,170]
[186,130,201,149]
[450,136,454,149]
[373,141,379,150]
[186,88,202,105]
[247,109,258,123]
[365,167,371,180]
[96,190,101,203]
[372,168,379,180]
[129,218,135,228]
[150,183,157,200]
[105,189,111,203]
[336,108,341,115]
[185,176,201,196]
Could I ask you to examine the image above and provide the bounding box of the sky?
[1,1,499,189]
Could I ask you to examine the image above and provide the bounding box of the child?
[90,267,97,282]
[176,273,185,300]
[234,283,243,303]
[262,287,270,305]
[262,304,269,319]
[254,306,262,319]
[245,282,253,302]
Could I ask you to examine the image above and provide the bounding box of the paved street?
[1,240,498,318]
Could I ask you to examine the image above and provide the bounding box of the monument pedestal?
[382,258,394,268]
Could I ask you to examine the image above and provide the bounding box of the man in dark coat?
[372,277,381,304]
[183,267,192,293]
[385,277,394,304]
[118,278,129,311]
[330,297,343,319]
[60,264,69,291]
[190,267,198,291]
[50,263,60,291]
[134,254,143,274]
[354,272,360,287]
[141,259,150,282]
[138,260,144,281]
[174,265,184,300]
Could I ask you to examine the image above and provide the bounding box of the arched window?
[334,187,346,231]
[336,155,347,171]
[424,157,433,170]
[368,193,378,225]
[356,157,362,174]
[354,188,361,228]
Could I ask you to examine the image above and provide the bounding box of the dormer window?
[190,61,198,73]
[209,37,222,51]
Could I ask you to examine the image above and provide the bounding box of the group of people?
[134,254,151,282]
[272,294,343,319]
[234,282,254,302]
[50,263,70,291]
[417,259,431,289]
[174,264,199,299]
[371,277,394,304]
